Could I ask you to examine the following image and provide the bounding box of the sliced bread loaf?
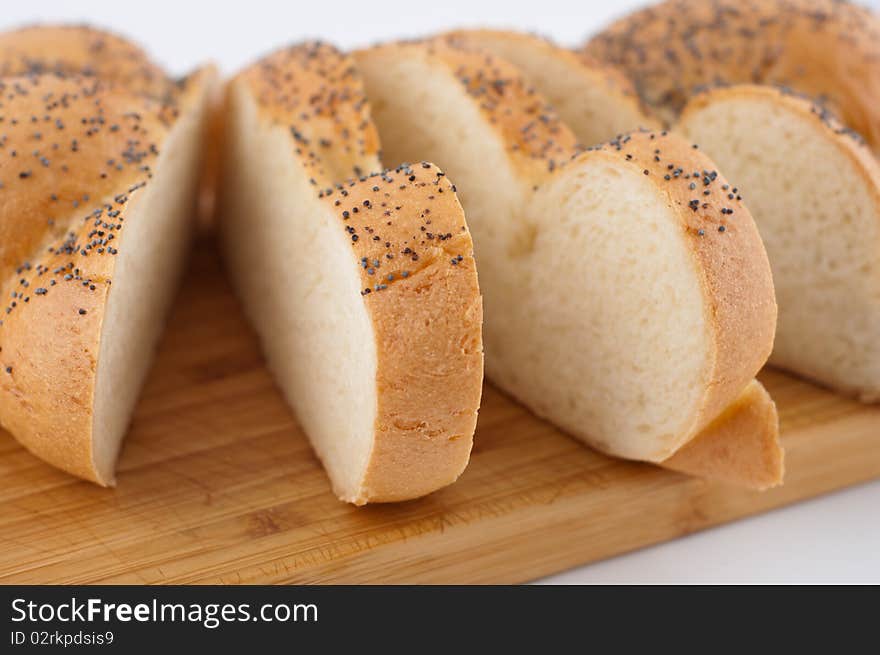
[679,85,880,399]
[356,40,782,486]
[446,30,657,145]
[0,26,214,483]
[216,43,483,504]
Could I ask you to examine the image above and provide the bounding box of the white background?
[5,0,878,584]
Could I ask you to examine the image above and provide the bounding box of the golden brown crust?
[582,130,777,445]
[336,167,483,503]
[445,29,657,130]
[663,379,783,489]
[448,30,641,100]
[0,76,171,286]
[405,38,579,183]
[233,42,483,503]
[0,269,107,481]
[575,51,643,107]
[236,42,381,187]
[585,0,880,151]
[0,25,172,98]
[0,73,174,483]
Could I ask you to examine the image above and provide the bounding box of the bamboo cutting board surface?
[1,239,879,584]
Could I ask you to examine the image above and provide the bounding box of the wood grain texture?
[1,238,879,584]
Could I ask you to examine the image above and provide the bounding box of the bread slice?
[585,0,880,153]
[679,84,880,400]
[445,30,657,145]
[216,43,483,504]
[356,40,781,486]
[0,27,214,484]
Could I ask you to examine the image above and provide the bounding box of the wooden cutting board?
[1,238,879,584]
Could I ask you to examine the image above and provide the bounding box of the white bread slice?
[679,85,880,400]
[585,0,880,154]
[356,40,781,485]
[446,30,657,145]
[216,43,483,504]
[0,28,214,484]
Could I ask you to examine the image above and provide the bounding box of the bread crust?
[585,0,880,152]
[0,24,223,229]
[401,39,579,184]
[447,29,644,103]
[664,379,783,489]
[0,25,172,98]
[0,263,108,481]
[445,29,657,133]
[0,26,214,483]
[340,167,483,503]
[358,41,778,473]
[230,43,483,503]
